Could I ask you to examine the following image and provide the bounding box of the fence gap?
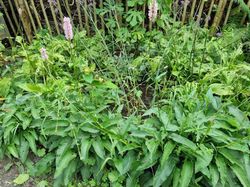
[49,0,60,34]
[39,0,52,34]
[196,0,205,25]
[7,0,19,32]
[0,0,17,35]
[30,0,42,30]
[205,0,215,28]
[56,0,64,23]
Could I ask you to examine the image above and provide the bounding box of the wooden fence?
[0,0,250,42]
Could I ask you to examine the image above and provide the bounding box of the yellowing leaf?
[13,174,29,185]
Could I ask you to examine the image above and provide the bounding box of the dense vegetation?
[0,13,250,187]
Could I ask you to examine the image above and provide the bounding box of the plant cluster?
[0,16,249,187]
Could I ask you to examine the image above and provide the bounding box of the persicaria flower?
[63,17,73,40]
[40,47,48,60]
[148,0,158,22]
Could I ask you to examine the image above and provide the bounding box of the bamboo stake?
[196,0,205,25]
[0,0,17,35]
[224,0,234,25]
[7,0,19,31]
[49,0,60,34]
[40,0,52,34]
[205,0,215,28]
[56,0,64,23]
[241,0,250,25]
[189,0,197,20]
[64,0,72,20]
[30,0,42,30]
[76,0,83,30]
[211,0,227,34]
[24,0,37,33]
[13,0,32,42]
[181,0,189,24]
[83,0,90,35]
[100,0,105,31]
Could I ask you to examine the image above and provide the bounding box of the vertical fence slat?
[84,0,90,35]
[13,0,32,42]
[211,0,227,34]
[30,0,42,30]
[224,0,233,25]
[93,1,97,27]
[205,0,215,28]
[49,0,60,34]
[76,0,83,30]
[56,0,64,23]
[181,0,189,24]
[7,0,19,31]
[142,4,146,28]
[64,0,72,20]
[24,0,37,33]
[196,0,205,24]
[190,0,197,20]
[100,0,105,31]
[40,0,52,34]
[0,0,17,35]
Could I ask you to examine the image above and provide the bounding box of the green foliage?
[0,22,250,187]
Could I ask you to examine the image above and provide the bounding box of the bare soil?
[0,158,35,187]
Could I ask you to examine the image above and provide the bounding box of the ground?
[0,158,34,187]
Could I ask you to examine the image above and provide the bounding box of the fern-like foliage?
[235,0,250,17]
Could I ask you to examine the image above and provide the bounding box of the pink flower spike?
[40,47,48,60]
[63,17,73,40]
[148,0,158,22]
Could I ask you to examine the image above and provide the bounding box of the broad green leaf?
[215,156,227,186]
[209,164,219,187]
[219,148,243,168]
[179,160,193,187]
[30,153,55,176]
[24,132,37,155]
[37,180,48,187]
[174,103,185,125]
[172,168,181,187]
[63,159,77,186]
[80,138,91,161]
[153,157,176,187]
[54,150,76,178]
[195,145,213,173]
[7,144,19,158]
[169,133,197,151]
[18,83,47,94]
[92,138,105,159]
[114,151,134,175]
[19,137,29,163]
[13,174,29,185]
[0,77,11,97]
[230,164,250,187]
[160,141,176,166]
[210,83,234,96]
